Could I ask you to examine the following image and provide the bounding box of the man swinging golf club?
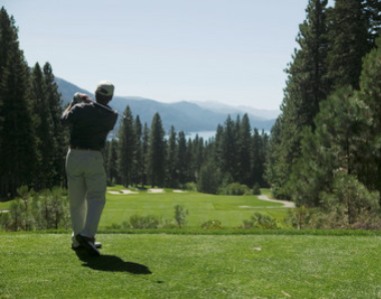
[62,81,118,256]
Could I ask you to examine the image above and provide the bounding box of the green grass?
[101,188,287,229]
[1,233,381,299]
[0,200,11,210]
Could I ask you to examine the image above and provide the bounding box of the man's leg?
[82,151,107,238]
[65,149,87,246]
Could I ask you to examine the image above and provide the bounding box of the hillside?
[56,78,277,133]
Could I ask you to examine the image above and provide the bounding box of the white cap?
[96,80,114,97]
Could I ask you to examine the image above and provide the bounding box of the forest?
[1,1,381,228]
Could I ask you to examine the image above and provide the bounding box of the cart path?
[257,194,295,208]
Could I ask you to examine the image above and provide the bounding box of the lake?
[186,131,216,140]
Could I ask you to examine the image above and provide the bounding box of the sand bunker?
[173,190,186,193]
[147,188,164,193]
[108,189,138,195]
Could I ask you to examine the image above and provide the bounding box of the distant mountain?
[56,78,277,134]
[194,101,280,120]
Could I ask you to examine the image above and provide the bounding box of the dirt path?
[257,194,295,208]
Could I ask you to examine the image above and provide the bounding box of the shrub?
[285,206,316,229]
[174,205,188,228]
[252,183,261,195]
[2,186,36,231]
[243,212,278,229]
[35,188,70,230]
[185,182,197,192]
[201,219,223,229]
[197,163,222,194]
[129,215,161,229]
[1,187,70,231]
[219,183,251,196]
[320,173,380,226]
[0,211,10,229]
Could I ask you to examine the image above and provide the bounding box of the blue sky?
[3,0,332,110]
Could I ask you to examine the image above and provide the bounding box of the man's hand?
[73,92,92,104]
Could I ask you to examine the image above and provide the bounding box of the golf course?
[1,188,381,299]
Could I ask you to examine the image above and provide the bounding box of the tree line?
[267,0,381,228]
[0,6,268,199]
[0,7,66,199]
[105,108,268,193]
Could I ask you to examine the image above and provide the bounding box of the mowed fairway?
[100,188,287,229]
[1,233,381,299]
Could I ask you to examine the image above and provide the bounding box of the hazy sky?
[3,0,331,110]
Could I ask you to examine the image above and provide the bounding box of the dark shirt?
[61,102,118,150]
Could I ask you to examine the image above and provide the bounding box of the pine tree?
[359,36,381,194]
[141,123,150,186]
[166,126,178,187]
[265,118,283,194]
[238,114,252,186]
[266,0,329,198]
[43,62,66,187]
[251,129,268,187]
[148,113,166,187]
[289,87,372,207]
[133,115,143,186]
[213,124,224,169]
[118,106,136,187]
[105,139,120,185]
[30,63,57,190]
[0,8,38,198]
[362,0,381,49]
[190,135,205,183]
[177,131,188,186]
[220,115,238,182]
[327,0,368,90]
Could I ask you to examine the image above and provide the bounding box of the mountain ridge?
[55,77,277,133]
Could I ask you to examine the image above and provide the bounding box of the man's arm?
[61,93,91,124]
[61,102,76,125]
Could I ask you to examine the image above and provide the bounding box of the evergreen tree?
[43,62,66,187]
[213,124,224,169]
[289,87,372,206]
[177,131,188,186]
[359,36,381,194]
[147,113,166,187]
[133,115,143,186]
[220,115,238,182]
[105,139,119,185]
[141,123,150,186]
[118,106,136,187]
[327,0,368,90]
[362,0,381,48]
[166,126,178,187]
[30,63,56,190]
[0,8,38,198]
[251,129,268,187]
[265,118,283,195]
[197,161,222,194]
[190,135,205,182]
[266,0,329,198]
[238,114,252,186]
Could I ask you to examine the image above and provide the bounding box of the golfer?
[62,81,118,256]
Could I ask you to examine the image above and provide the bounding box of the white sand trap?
[108,189,138,195]
[173,190,186,193]
[148,188,164,193]
[108,191,121,195]
[121,189,138,194]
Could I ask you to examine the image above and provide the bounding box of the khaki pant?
[65,149,106,244]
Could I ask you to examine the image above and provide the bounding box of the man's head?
[95,81,114,105]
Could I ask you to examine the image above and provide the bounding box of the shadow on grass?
[75,251,152,275]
